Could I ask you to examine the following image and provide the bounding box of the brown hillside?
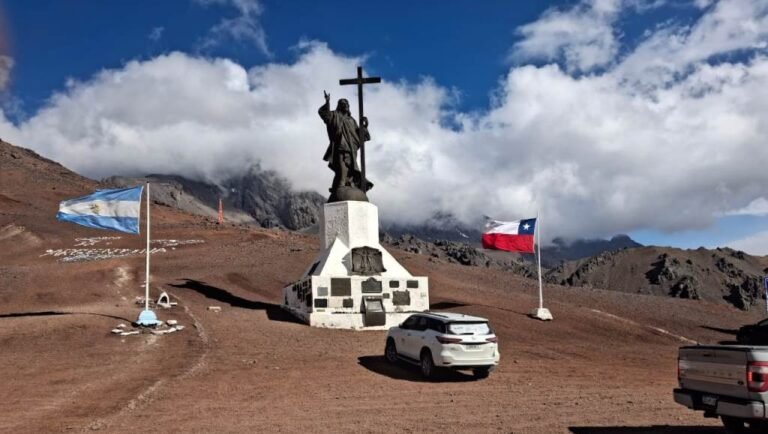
[0,139,95,213]
[0,139,762,433]
[547,246,768,310]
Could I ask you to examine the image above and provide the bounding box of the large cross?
[339,66,381,190]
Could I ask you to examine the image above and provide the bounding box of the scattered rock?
[120,331,140,336]
[150,328,176,335]
[669,275,700,300]
[208,306,222,312]
[167,319,178,326]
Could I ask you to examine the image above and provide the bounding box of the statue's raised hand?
[323,90,330,103]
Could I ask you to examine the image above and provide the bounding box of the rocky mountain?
[106,175,257,224]
[546,246,768,310]
[221,168,324,230]
[105,166,325,230]
[382,212,482,242]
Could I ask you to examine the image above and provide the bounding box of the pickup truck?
[675,345,768,433]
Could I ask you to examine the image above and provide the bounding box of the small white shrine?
[282,200,429,330]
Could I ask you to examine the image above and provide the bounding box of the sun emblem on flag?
[89,203,101,215]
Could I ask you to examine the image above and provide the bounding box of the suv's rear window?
[447,322,491,335]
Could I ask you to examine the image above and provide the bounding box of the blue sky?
[2,0,707,116]
[1,0,767,254]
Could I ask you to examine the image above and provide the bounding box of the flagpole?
[530,207,553,321]
[137,182,159,326]
[145,182,150,312]
[536,209,543,310]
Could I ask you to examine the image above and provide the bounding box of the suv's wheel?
[420,349,435,379]
[385,339,398,364]
[473,367,491,379]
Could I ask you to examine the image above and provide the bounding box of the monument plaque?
[331,278,352,297]
[351,246,386,276]
[361,277,382,294]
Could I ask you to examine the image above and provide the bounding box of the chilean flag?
[482,218,536,253]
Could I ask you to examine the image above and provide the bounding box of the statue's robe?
[318,101,371,189]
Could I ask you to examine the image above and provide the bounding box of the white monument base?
[282,306,417,330]
[530,307,553,321]
[281,201,429,330]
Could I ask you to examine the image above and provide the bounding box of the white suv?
[385,312,500,379]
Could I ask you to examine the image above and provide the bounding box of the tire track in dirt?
[587,308,697,344]
[81,293,210,432]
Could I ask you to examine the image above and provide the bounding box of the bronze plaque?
[361,277,382,293]
[392,290,411,306]
[331,278,351,296]
[351,246,387,276]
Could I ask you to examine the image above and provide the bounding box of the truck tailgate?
[679,346,750,400]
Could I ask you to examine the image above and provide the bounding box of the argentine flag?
[57,186,143,234]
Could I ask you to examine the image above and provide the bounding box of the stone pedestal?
[530,307,553,321]
[282,201,429,330]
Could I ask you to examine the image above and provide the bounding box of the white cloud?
[724,230,768,256]
[727,198,768,216]
[0,1,767,242]
[195,0,270,56]
[618,0,768,86]
[511,0,623,73]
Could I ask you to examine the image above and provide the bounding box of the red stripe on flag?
[481,233,534,253]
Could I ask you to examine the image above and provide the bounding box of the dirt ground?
[1,140,764,433]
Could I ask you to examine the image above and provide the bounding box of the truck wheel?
[385,339,398,364]
[420,349,435,379]
[473,367,491,379]
[721,416,766,434]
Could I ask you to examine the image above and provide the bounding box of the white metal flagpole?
[137,182,159,326]
[536,210,543,310]
[145,182,150,312]
[531,207,553,321]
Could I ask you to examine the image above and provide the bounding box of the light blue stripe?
[62,186,143,206]
[56,212,140,234]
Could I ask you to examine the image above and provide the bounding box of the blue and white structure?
[57,184,161,326]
